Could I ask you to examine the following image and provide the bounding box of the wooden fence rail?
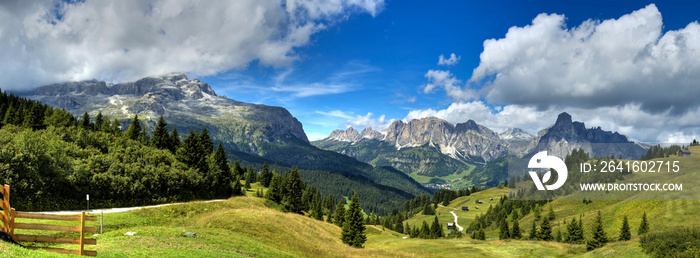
[1,185,97,256]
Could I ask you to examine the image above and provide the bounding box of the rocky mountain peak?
[555,112,573,127]
[500,128,534,140]
[328,127,361,142]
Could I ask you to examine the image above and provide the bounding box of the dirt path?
[450,211,464,231]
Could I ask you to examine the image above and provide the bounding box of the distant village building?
[489,198,493,201]
[475,206,479,209]
[461,206,469,211]
[679,149,692,157]
[477,200,483,204]
[447,223,455,230]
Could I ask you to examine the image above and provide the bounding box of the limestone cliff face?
[323,116,505,163]
[525,112,646,159]
[24,73,309,154]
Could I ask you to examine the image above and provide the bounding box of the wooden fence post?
[2,184,9,232]
[80,211,86,256]
[10,208,15,238]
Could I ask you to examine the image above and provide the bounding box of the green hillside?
[0,193,647,257]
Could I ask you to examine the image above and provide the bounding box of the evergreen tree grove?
[151,116,170,150]
[539,216,553,241]
[334,200,346,227]
[341,192,367,248]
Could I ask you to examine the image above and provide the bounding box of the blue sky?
[2,0,700,143]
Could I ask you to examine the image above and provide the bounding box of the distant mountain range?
[314,112,647,181]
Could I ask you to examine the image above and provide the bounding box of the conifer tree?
[341,192,367,247]
[529,219,539,240]
[422,202,435,215]
[177,129,200,167]
[81,112,92,130]
[111,118,121,134]
[548,205,555,221]
[619,215,631,241]
[586,211,607,250]
[213,143,231,181]
[124,115,141,140]
[638,211,649,235]
[420,220,430,239]
[394,216,404,234]
[138,123,149,143]
[232,161,245,177]
[151,116,170,150]
[169,126,181,152]
[334,200,346,227]
[95,112,104,130]
[431,216,444,238]
[477,228,486,240]
[283,167,304,214]
[244,170,252,189]
[511,219,522,239]
[499,220,511,239]
[231,175,244,196]
[259,163,272,187]
[266,173,282,203]
[199,127,214,154]
[404,223,411,236]
[539,216,553,241]
[312,195,324,220]
[556,227,562,242]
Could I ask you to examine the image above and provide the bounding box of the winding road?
[449,211,463,231]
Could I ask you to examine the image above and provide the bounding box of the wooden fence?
[1,185,97,256]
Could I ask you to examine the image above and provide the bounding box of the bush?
[640,228,700,258]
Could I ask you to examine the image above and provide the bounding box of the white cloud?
[343,112,395,131]
[438,53,460,66]
[306,133,329,141]
[0,0,384,90]
[423,69,477,101]
[315,110,354,119]
[469,4,700,114]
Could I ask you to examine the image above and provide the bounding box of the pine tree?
[312,195,324,221]
[213,143,231,183]
[529,219,539,240]
[169,126,181,153]
[334,200,346,227]
[151,116,170,150]
[404,223,411,237]
[587,211,607,250]
[81,112,92,130]
[394,216,404,234]
[430,216,444,238]
[499,220,511,239]
[124,115,141,140]
[232,161,245,177]
[266,173,282,203]
[420,220,431,239]
[556,228,562,242]
[539,217,553,241]
[638,211,649,235]
[477,228,486,240]
[422,202,435,215]
[199,127,214,154]
[341,192,367,248]
[95,112,104,130]
[231,175,244,196]
[177,129,200,168]
[283,167,304,214]
[244,170,252,189]
[548,205,555,221]
[511,219,522,239]
[111,118,121,134]
[259,163,272,187]
[619,215,631,241]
